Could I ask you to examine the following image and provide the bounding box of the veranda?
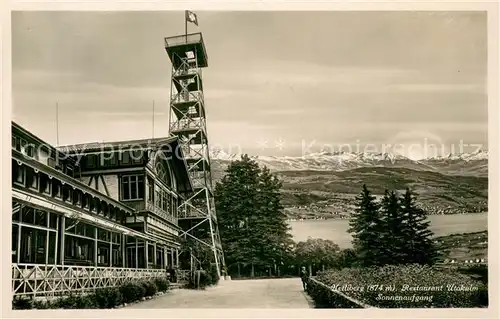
[12,201,175,297]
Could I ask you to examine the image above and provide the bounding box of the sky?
[11,11,487,159]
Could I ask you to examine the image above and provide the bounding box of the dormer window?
[13,137,21,151]
[12,160,25,186]
[40,174,51,195]
[62,185,72,203]
[103,152,117,166]
[87,155,97,168]
[52,181,62,199]
[73,191,82,206]
[131,149,142,164]
[47,157,57,168]
[121,151,131,165]
[24,144,35,158]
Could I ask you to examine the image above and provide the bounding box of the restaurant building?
[11,121,192,297]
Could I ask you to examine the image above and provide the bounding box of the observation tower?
[164,32,225,278]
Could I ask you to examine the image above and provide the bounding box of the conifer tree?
[215,154,261,274]
[256,166,294,270]
[400,188,438,265]
[379,190,406,265]
[348,184,384,267]
[215,155,294,276]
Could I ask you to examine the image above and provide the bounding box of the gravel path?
[127,278,313,308]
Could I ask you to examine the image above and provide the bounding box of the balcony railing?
[12,263,168,297]
[164,33,203,48]
[145,202,176,225]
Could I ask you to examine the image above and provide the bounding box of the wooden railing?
[12,263,168,297]
[306,277,374,309]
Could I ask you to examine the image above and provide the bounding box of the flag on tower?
[185,10,198,26]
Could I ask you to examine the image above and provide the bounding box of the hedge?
[186,264,220,290]
[308,264,488,308]
[306,278,365,308]
[12,276,171,310]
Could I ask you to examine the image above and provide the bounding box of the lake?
[288,213,488,248]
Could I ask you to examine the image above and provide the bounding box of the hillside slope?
[210,151,488,220]
[275,167,487,219]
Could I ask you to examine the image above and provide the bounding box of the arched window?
[154,153,175,190]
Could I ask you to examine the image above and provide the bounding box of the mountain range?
[209,150,488,220]
[210,149,488,177]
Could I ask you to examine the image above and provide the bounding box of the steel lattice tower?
[164,33,225,277]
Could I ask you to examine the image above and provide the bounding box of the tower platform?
[164,33,208,68]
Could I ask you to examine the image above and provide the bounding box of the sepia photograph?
[8,9,492,312]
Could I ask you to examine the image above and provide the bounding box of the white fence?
[12,263,168,297]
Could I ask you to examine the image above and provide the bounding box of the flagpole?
[185,10,188,43]
[56,101,60,146]
[152,100,155,138]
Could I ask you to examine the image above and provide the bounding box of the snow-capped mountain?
[426,150,489,162]
[208,149,488,219]
[209,149,488,176]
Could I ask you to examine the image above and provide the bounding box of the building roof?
[57,136,193,194]
[11,121,77,164]
[12,121,193,194]
[56,137,179,153]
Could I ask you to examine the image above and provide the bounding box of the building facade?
[11,122,192,297]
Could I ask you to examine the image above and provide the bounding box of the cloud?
[258,109,305,116]
[390,84,485,93]
[12,11,487,155]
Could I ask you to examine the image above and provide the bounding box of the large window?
[65,236,94,266]
[147,243,154,264]
[121,175,144,200]
[12,225,19,263]
[65,220,95,266]
[156,247,164,268]
[12,202,59,265]
[20,227,47,264]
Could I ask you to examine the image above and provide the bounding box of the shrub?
[310,264,488,308]
[306,278,364,308]
[120,281,146,304]
[458,264,488,284]
[12,297,33,310]
[32,299,51,309]
[53,294,97,309]
[93,287,122,309]
[154,277,170,292]
[200,270,211,288]
[12,278,165,309]
[141,280,158,297]
[186,270,212,289]
[208,264,220,286]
